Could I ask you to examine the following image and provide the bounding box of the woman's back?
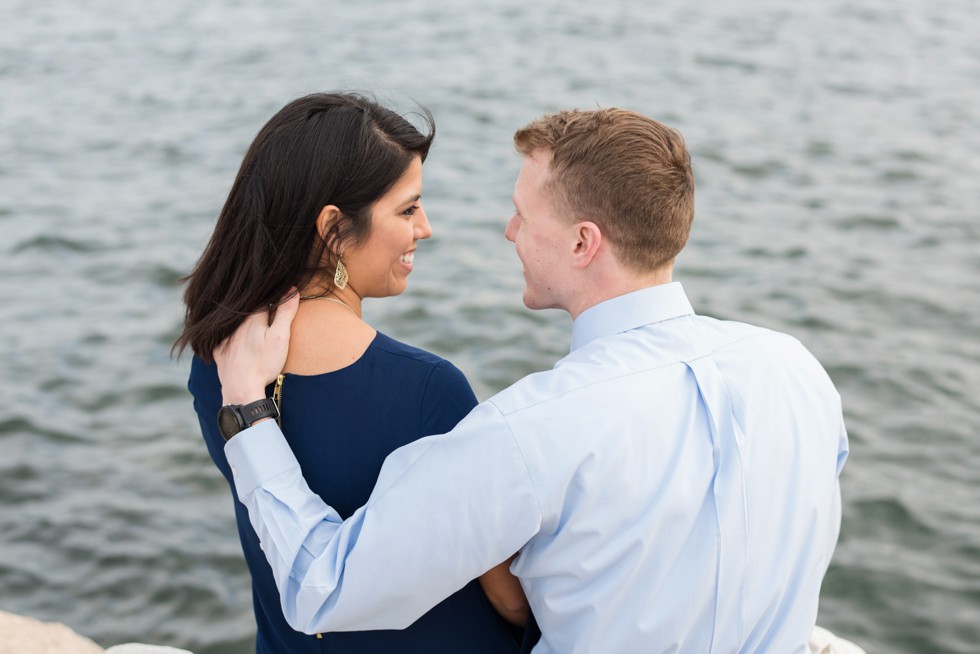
[189,332,520,653]
[179,91,524,653]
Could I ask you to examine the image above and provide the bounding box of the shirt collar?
[570,282,695,352]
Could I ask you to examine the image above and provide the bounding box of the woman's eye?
[403,205,421,216]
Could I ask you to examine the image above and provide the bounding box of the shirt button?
[259,542,264,551]
[231,466,239,478]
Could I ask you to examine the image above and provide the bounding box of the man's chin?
[522,291,551,311]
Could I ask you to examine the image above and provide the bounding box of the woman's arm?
[479,553,529,626]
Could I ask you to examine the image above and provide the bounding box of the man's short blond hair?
[514,108,694,272]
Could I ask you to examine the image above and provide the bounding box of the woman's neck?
[282,298,376,375]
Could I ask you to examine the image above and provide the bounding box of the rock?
[105,646,193,654]
[809,625,868,654]
[0,610,104,654]
[0,608,859,654]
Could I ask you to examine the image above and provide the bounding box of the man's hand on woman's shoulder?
[214,290,299,405]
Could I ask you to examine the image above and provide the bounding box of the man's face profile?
[506,152,572,312]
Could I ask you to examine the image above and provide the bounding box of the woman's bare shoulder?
[283,306,377,375]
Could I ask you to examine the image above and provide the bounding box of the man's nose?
[504,213,519,242]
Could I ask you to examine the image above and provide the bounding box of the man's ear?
[571,221,602,269]
[316,205,344,249]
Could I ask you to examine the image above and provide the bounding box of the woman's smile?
[341,157,431,298]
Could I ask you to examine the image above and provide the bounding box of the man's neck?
[565,267,674,320]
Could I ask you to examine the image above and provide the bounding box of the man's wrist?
[218,397,280,442]
[221,387,267,406]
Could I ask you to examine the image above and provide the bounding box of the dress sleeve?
[419,360,479,437]
[224,402,543,635]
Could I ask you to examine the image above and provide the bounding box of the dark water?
[2,1,978,651]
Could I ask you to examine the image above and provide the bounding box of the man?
[215,109,849,652]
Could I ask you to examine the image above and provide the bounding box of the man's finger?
[270,289,300,334]
[214,309,263,360]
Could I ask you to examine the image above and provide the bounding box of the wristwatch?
[217,398,280,442]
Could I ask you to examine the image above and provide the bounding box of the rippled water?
[2,1,978,652]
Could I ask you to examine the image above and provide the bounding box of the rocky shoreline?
[0,611,192,654]
[1,610,866,653]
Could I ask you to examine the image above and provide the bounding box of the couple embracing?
[177,93,850,653]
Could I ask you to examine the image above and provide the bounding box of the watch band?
[239,398,279,425]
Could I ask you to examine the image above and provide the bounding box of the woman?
[175,93,527,653]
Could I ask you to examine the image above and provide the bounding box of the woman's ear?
[316,205,344,248]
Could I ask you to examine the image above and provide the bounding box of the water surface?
[1,1,978,651]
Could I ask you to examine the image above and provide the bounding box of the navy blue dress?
[189,332,521,654]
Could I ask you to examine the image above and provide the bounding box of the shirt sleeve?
[827,416,849,564]
[835,415,849,478]
[223,402,543,635]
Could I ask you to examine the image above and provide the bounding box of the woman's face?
[343,156,432,298]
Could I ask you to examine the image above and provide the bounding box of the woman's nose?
[415,207,433,240]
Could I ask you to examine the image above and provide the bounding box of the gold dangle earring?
[333,258,349,290]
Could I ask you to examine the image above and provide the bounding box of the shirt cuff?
[224,420,300,501]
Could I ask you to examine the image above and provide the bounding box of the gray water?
[2,1,978,651]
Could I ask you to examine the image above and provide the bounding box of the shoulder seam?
[416,359,446,435]
[373,334,446,367]
[497,331,788,417]
[487,399,546,528]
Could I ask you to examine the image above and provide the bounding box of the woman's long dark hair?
[174,92,435,361]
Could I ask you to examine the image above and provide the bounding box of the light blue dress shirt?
[225,282,848,653]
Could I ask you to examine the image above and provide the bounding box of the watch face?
[218,406,243,441]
